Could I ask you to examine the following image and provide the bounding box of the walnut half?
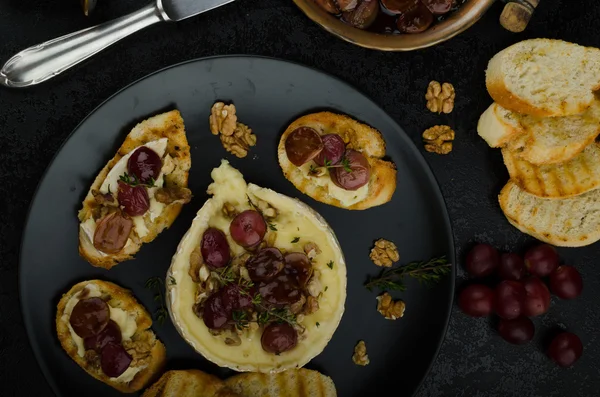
[425,81,455,114]
[209,102,237,136]
[423,125,455,155]
[370,239,399,267]
[220,123,257,158]
[352,340,370,366]
[376,292,405,320]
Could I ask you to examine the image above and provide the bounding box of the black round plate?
[20,56,454,397]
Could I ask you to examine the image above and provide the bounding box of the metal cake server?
[0,0,235,88]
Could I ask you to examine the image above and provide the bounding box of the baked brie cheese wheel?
[167,160,347,373]
[277,112,397,210]
[78,110,192,269]
[56,280,166,393]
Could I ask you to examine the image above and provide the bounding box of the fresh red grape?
[494,280,525,320]
[524,244,559,277]
[548,332,583,367]
[465,243,499,277]
[550,266,583,299]
[498,253,525,280]
[313,134,345,166]
[117,181,149,216]
[201,228,231,269]
[522,277,551,317]
[498,317,535,344]
[127,146,162,184]
[229,210,267,248]
[458,284,494,317]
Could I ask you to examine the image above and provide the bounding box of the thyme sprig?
[364,256,451,292]
[119,172,156,188]
[145,277,169,325]
[309,157,353,176]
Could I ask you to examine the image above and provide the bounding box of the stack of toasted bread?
[477,39,600,247]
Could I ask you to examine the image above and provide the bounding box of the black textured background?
[1,0,599,396]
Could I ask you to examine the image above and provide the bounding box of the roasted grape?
[524,244,559,277]
[284,252,313,287]
[246,248,285,282]
[421,0,452,15]
[548,332,583,367]
[70,297,110,338]
[330,150,370,190]
[498,253,525,281]
[261,323,298,354]
[396,2,434,33]
[84,320,122,352]
[258,274,302,308]
[494,280,525,320]
[201,228,231,269]
[314,134,345,166]
[522,277,551,317]
[230,210,267,248]
[202,293,229,329]
[100,342,132,378]
[550,266,583,300]
[380,0,418,14]
[458,284,494,317]
[93,211,133,254]
[117,181,149,216]
[127,146,162,184]
[342,0,380,29]
[284,127,324,166]
[465,243,499,277]
[498,317,535,345]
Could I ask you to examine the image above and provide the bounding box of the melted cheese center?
[168,160,347,372]
[61,283,144,383]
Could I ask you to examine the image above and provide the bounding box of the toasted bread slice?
[78,110,191,269]
[486,39,600,117]
[277,112,396,210]
[142,370,239,397]
[503,143,600,198]
[477,103,524,147]
[480,101,600,164]
[56,280,166,393]
[225,369,337,397]
[499,181,600,247]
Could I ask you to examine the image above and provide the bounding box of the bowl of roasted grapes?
[293,0,497,50]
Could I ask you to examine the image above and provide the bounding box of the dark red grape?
[550,266,583,299]
[246,248,285,282]
[498,317,535,344]
[117,181,149,216]
[548,332,583,367]
[127,146,162,184]
[381,0,418,14]
[220,284,254,312]
[330,150,371,191]
[84,320,122,352]
[93,211,133,254]
[100,342,132,378]
[201,228,231,269]
[458,284,494,317]
[465,243,499,278]
[524,244,559,277]
[498,253,525,281]
[261,323,298,354]
[258,274,302,308]
[396,2,434,33]
[522,277,551,317]
[203,293,229,329]
[494,280,525,320]
[421,0,452,15]
[69,298,110,339]
[230,210,267,248]
[284,127,324,166]
[284,252,313,287]
[342,0,380,29]
[314,134,345,166]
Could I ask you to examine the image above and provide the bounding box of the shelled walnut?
[209,102,257,158]
[220,123,257,158]
[352,340,370,366]
[425,81,455,114]
[423,125,455,155]
[370,239,399,267]
[376,292,405,320]
[209,102,237,136]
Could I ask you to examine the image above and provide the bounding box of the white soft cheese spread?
[298,162,369,207]
[61,283,144,383]
[167,160,347,372]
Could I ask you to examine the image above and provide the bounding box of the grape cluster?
[459,243,584,367]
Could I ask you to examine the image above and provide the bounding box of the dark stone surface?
[0,0,598,396]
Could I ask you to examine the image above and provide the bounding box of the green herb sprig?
[120,172,156,188]
[364,256,451,292]
[145,277,169,325]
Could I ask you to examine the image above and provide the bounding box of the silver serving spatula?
[0,0,235,88]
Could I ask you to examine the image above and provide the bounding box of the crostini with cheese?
[277,112,397,210]
[78,110,192,269]
[166,160,347,373]
[56,280,166,393]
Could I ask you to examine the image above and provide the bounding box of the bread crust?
[277,112,396,210]
[56,280,166,393]
[142,370,239,397]
[225,368,337,397]
[78,110,191,269]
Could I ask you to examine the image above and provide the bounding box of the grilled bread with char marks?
[141,370,239,397]
[277,112,396,210]
[225,369,336,397]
